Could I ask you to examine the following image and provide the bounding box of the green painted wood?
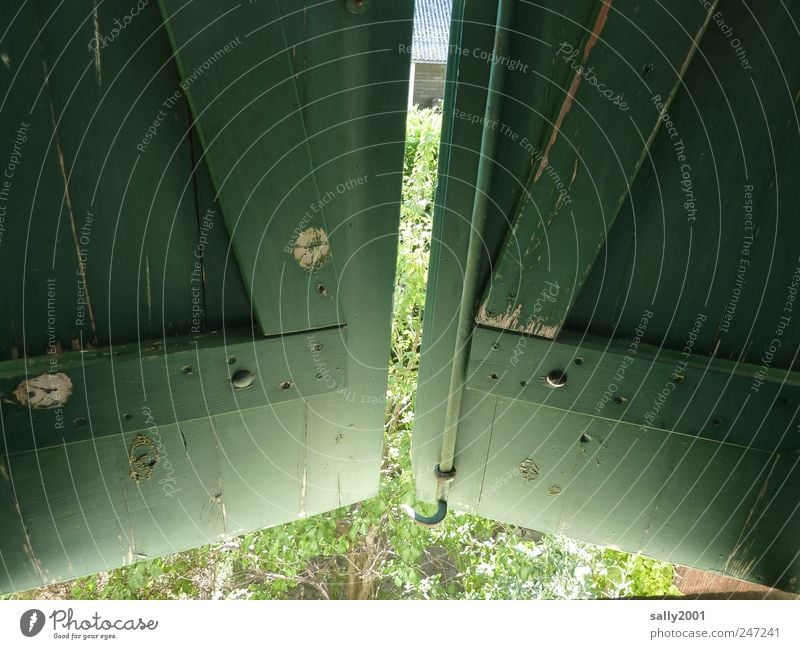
[159,0,413,336]
[1,0,410,594]
[1,436,129,588]
[214,402,307,536]
[416,0,800,593]
[158,0,339,337]
[477,0,717,338]
[470,400,799,590]
[305,393,385,514]
[564,0,800,371]
[0,327,348,456]
[122,418,225,557]
[0,0,252,357]
[0,454,46,592]
[466,327,800,455]
[187,129,252,332]
[479,0,600,262]
[413,388,497,509]
[0,2,84,360]
[33,0,204,345]
[0,395,369,592]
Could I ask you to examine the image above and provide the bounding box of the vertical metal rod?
[437,0,514,494]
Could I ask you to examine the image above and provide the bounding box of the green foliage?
[13,107,680,600]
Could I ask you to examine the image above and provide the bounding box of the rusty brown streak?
[533,0,612,182]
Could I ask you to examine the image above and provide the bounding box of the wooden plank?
[564,0,800,371]
[0,454,45,593]
[304,393,384,515]
[0,327,348,455]
[1,391,389,593]
[476,0,718,338]
[159,0,412,335]
[674,566,798,599]
[1,437,129,589]
[187,128,252,332]
[2,398,323,592]
[32,0,204,345]
[467,327,800,455]
[214,403,306,537]
[477,0,612,286]
[0,2,84,360]
[0,0,409,595]
[472,398,799,592]
[0,1,254,357]
[122,419,224,559]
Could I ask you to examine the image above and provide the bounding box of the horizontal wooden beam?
[467,327,800,455]
[0,327,347,456]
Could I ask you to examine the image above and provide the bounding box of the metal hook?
[400,465,457,526]
[401,499,448,527]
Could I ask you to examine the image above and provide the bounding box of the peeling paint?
[569,158,580,188]
[476,303,559,338]
[519,458,539,481]
[22,540,45,583]
[534,1,612,182]
[126,531,136,565]
[128,435,158,484]
[145,255,153,329]
[44,71,98,343]
[476,303,522,330]
[292,227,331,270]
[723,455,778,579]
[92,2,102,84]
[14,373,73,408]
[299,447,308,516]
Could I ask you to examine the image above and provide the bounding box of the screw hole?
[545,370,567,388]
[711,416,724,427]
[279,380,293,390]
[613,396,627,404]
[182,365,193,375]
[227,356,237,365]
[311,343,323,352]
[123,413,132,421]
[316,283,327,296]
[580,433,592,444]
[491,343,500,351]
[642,62,654,76]
[73,417,87,427]
[574,357,584,366]
[519,380,527,387]
[489,373,499,380]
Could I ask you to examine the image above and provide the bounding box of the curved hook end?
[401,500,448,527]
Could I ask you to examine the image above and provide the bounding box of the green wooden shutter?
[0,0,412,594]
[415,0,800,592]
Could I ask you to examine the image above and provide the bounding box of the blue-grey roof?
[412,0,452,63]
